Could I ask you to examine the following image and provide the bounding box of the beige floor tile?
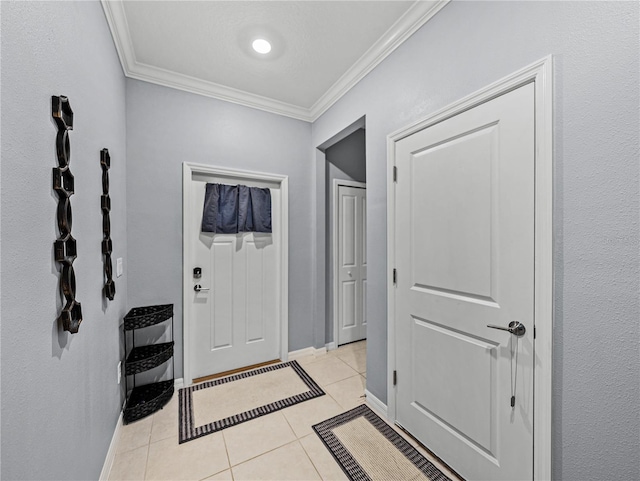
[336,349,366,373]
[299,434,348,481]
[324,375,366,410]
[145,434,229,481]
[294,353,326,367]
[231,441,320,481]
[203,469,233,480]
[109,445,148,481]
[282,395,345,438]
[329,341,366,356]
[302,356,358,387]
[223,412,296,466]
[117,417,153,454]
[150,395,178,443]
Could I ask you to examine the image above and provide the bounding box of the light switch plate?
[116,257,123,277]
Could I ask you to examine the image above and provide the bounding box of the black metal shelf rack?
[123,304,174,424]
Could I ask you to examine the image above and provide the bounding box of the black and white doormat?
[179,360,324,443]
[313,404,453,481]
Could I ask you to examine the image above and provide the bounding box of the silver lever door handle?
[194,284,210,292]
[487,321,526,337]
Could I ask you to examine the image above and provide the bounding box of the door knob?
[348,271,352,277]
[194,284,210,292]
[487,321,526,337]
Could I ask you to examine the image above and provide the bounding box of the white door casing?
[334,180,367,346]
[387,56,553,481]
[183,163,289,385]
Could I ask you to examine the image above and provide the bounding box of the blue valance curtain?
[201,183,272,233]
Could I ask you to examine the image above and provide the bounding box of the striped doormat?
[313,404,453,481]
[179,360,324,443]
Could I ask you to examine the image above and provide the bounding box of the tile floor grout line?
[220,426,233,473]
[141,442,150,481]
[298,434,327,481]
[229,437,302,470]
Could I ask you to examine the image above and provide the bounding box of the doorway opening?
[324,127,367,349]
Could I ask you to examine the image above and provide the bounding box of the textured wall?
[1,1,128,479]
[311,1,639,480]
[125,79,312,376]
[324,129,367,344]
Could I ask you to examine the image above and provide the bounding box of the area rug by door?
[179,360,324,443]
[313,404,453,481]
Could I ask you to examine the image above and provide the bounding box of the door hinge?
[534,326,536,339]
[393,166,398,182]
[393,268,397,285]
[393,370,397,386]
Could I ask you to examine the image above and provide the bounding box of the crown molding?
[308,0,449,121]
[101,0,449,123]
[126,61,313,121]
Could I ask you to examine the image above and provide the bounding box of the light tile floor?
[109,341,459,481]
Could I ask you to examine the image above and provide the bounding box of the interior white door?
[337,184,367,345]
[394,83,535,480]
[189,174,280,380]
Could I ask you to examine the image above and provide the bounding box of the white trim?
[332,179,367,348]
[325,341,337,352]
[386,56,553,481]
[308,0,450,121]
[174,378,184,390]
[99,411,123,481]
[101,0,449,122]
[288,346,327,360]
[182,163,289,387]
[365,389,388,419]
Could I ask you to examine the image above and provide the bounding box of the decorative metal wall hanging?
[101,149,116,300]
[52,95,83,333]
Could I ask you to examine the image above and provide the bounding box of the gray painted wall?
[311,1,639,480]
[324,129,366,344]
[125,79,312,377]
[1,1,128,479]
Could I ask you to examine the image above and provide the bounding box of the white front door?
[337,184,367,345]
[394,83,535,480]
[188,173,281,380]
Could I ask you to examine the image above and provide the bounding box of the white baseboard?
[99,411,123,481]
[288,346,327,360]
[325,342,336,351]
[365,389,388,418]
[174,377,184,389]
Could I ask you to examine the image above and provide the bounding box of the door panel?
[190,175,280,380]
[337,185,367,345]
[395,83,535,480]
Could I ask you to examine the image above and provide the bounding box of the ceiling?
[102,1,448,122]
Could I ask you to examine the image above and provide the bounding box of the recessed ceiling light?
[252,38,271,54]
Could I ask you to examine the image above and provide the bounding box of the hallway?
[108,341,456,480]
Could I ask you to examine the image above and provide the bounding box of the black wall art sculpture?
[52,95,83,333]
[101,149,115,300]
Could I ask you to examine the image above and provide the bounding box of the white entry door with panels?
[392,83,537,480]
[335,182,367,346]
[183,164,289,384]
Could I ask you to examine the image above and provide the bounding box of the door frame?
[182,162,289,387]
[332,179,367,348]
[386,56,553,480]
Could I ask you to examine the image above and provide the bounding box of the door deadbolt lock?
[193,267,202,279]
